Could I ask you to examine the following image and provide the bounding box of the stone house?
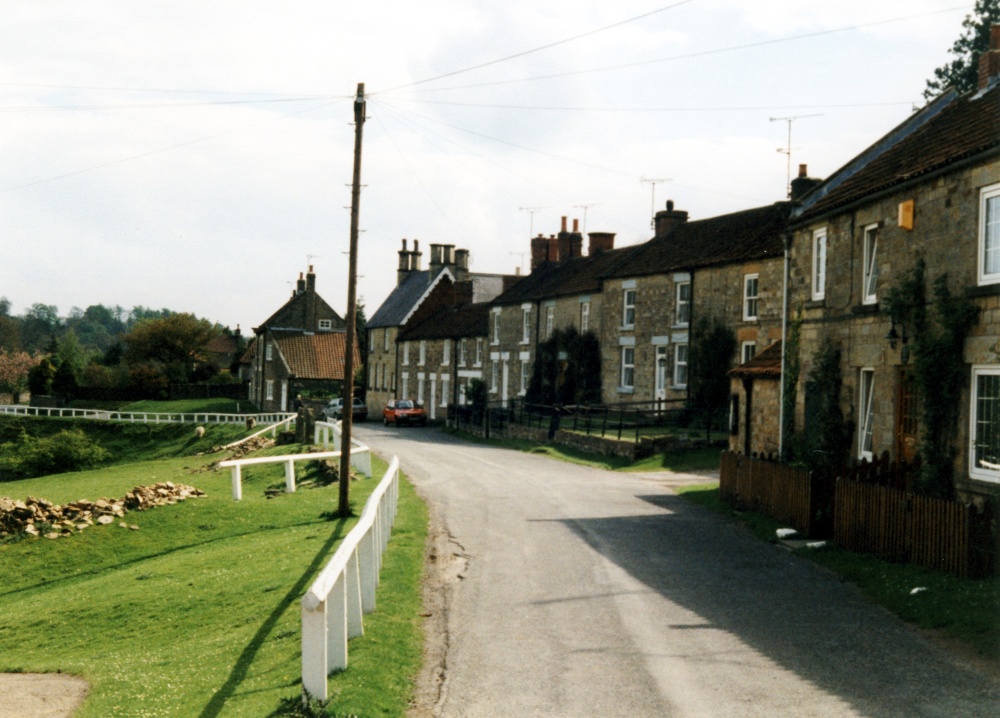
[366,239,511,415]
[776,33,1000,504]
[486,217,633,406]
[247,268,357,412]
[601,201,790,406]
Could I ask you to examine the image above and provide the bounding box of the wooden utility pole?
[339,82,365,517]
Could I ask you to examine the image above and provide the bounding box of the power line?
[405,100,915,112]
[389,5,969,96]
[373,0,697,95]
[0,96,335,113]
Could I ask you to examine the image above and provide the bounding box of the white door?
[501,361,509,407]
[281,382,288,411]
[655,346,668,400]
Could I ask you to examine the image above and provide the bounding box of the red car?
[383,399,427,426]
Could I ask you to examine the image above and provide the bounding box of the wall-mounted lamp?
[885,319,910,363]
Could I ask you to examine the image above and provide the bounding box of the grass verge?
[0,435,427,717]
[121,398,252,414]
[674,482,1000,663]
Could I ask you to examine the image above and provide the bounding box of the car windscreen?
[396,401,413,409]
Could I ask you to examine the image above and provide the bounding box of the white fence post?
[285,459,296,493]
[231,465,242,501]
[327,573,349,673]
[301,600,329,701]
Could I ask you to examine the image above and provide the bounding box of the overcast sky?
[0,1,974,331]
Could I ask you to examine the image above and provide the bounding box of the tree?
[0,350,42,404]
[123,314,220,376]
[925,0,1000,99]
[686,316,736,438]
[526,327,602,405]
[28,356,56,397]
[20,304,60,352]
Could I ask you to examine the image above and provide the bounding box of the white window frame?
[441,375,450,408]
[316,318,331,331]
[743,274,759,322]
[265,343,273,362]
[812,228,827,300]
[545,305,554,339]
[490,361,499,393]
[858,368,875,461]
[492,309,501,345]
[417,375,425,405]
[443,338,451,366]
[620,346,635,389]
[978,183,1000,286]
[402,341,410,366]
[675,281,691,326]
[863,223,879,305]
[383,328,389,351]
[368,332,374,353]
[622,289,636,328]
[741,341,757,364]
[970,365,1000,483]
[580,301,590,333]
[521,306,531,344]
[419,340,426,366]
[475,338,483,367]
[265,380,274,401]
[520,360,529,395]
[673,343,688,388]
[458,339,467,367]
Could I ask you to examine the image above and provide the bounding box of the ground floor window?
[265,380,274,401]
[858,368,875,460]
[620,347,635,389]
[971,366,1000,482]
[673,343,688,388]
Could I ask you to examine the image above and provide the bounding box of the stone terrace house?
[776,33,1000,504]
[366,240,512,415]
[396,302,490,420]
[601,200,791,405]
[247,268,357,412]
[486,217,634,406]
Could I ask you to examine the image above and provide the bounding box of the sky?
[0,1,976,332]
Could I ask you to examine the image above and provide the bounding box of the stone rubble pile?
[190,435,276,475]
[0,481,206,541]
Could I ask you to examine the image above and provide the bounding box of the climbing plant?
[526,327,602,405]
[801,339,854,475]
[781,309,802,462]
[883,258,979,498]
[686,316,736,437]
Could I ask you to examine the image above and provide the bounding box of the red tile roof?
[728,340,782,378]
[274,332,361,380]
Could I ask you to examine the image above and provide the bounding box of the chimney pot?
[798,164,808,178]
[572,218,579,233]
[561,216,567,232]
[978,24,1000,89]
[654,200,688,239]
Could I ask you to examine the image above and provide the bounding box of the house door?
[501,360,509,407]
[655,346,668,400]
[281,382,288,412]
[895,368,919,463]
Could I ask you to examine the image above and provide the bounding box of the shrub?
[0,428,110,480]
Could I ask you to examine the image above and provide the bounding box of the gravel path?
[0,674,88,718]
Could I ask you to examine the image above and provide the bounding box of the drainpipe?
[778,231,792,458]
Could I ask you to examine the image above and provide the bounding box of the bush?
[0,428,110,480]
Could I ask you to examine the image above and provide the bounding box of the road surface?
[357,424,1000,717]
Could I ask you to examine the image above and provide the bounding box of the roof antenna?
[640,178,671,228]
[770,114,822,198]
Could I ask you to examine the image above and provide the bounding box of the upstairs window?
[319,318,333,331]
[458,339,467,366]
[580,301,590,333]
[812,228,827,300]
[475,338,483,366]
[418,340,426,366]
[622,289,636,328]
[863,224,879,304]
[858,368,875,461]
[443,338,451,366]
[743,274,759,321]
[402,341,410,365]
[675,281,690,326]
[383,328,389,351]
[545,305,554,339]
[979,183,1000,286]
[521,307,531,344]
[492,310,501,344]
[741,341,757,364]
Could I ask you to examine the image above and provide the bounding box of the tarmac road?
[356,424,1000,718]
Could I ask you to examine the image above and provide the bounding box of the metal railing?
[300,455,401,700]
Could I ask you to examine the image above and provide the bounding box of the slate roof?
[273,331,360,380]
[491,246,638,305]
[728,340,783,379]
[259,288,342,330]
[398,303,490,341]
[794,83,1000,223]
[606,203,790,279]
[367,269,451,329]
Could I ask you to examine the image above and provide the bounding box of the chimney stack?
[790,164,823,201]
[411,240,422,270]
[654,200,688,239]
[979,24,1000,89]
[588,231,616,255]
[306,265,316,292]
[454,248,470,276]
[397,239,411,286]
[531,234,550,271]
[296,272,306,294]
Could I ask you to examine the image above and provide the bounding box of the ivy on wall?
[526,327,602,405]
[883,258,979,498]
[781,309,802,462]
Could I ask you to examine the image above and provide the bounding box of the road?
[356,424,1000,717]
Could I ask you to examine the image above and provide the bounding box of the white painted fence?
[218,444,372,501]
[300,455,400,701]
[314,420,372,478]
[0,404,293,425]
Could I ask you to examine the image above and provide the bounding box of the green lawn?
[0,427,427,717]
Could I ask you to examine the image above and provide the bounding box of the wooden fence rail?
[720,452,829,536]
[835,479,993,578]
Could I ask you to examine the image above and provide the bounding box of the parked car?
[382,399,427,426]
[321,397,368,422]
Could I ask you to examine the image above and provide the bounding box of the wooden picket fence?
[834,479,994,578]
[719,452,833,537]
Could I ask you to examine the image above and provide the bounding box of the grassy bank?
[0,421,427,717]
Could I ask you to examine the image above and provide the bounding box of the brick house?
[601,200,790,406]
[247,267,356,412]
[775,32,1000,504]
[366,240,511,415]
[486,218,633,406]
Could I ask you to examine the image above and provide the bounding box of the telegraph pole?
[339,82,365,517]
